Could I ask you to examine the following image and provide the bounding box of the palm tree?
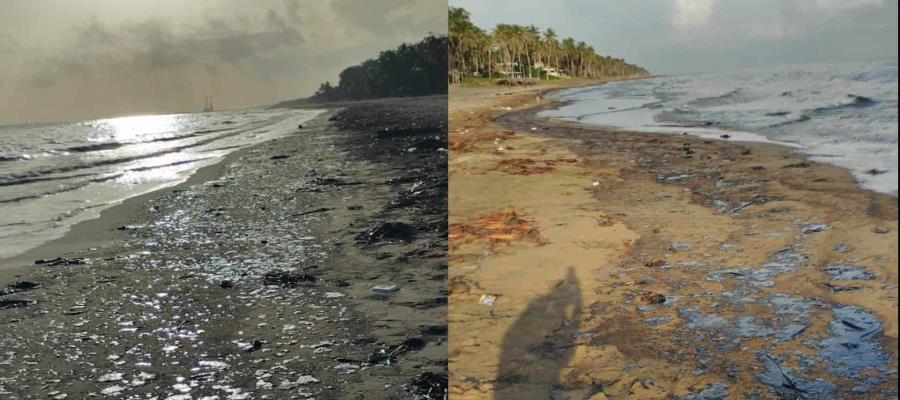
[543,28,559,77]
[448,6,649,83]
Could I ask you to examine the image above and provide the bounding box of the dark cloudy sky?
[451,0,898,75]
[0,0,446,124]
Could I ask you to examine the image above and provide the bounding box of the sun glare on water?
[99,114,180,142]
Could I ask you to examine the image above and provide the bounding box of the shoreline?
[0,108,330,281]
[0,96,448,399]
[506,95,895,198]
[537,77,899,199]
[448,79,897,398]
[0,111,329,280]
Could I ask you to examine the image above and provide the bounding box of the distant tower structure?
[203,96,214,112]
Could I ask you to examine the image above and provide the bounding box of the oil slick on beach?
[541,59,899,196]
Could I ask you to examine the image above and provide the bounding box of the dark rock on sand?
[0,281,42,296]
[0,299,34,309]
[34,257,87,266]
[262,270,316,287]
[357,221,416,244]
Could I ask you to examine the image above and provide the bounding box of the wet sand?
[0,96,448,399]
[448,81,897,399]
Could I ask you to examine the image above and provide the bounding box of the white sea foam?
[540,59,898,196]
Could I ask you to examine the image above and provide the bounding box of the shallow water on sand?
[540,59,899,196]
[0,108,323,259]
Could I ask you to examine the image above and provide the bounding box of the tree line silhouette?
[309,35,448,102]
[449,7,649,84]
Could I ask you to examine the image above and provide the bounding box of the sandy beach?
[0,96,448,399]
[448,81,898,399]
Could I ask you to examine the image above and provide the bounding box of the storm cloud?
[0,0,446,124]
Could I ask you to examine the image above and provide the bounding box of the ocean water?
[0,108,323,259]
[539,59,899,196]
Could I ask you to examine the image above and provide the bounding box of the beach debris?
[61,305,88,315]
[657,173,691,183]
[0,281,41,296]
[270,154,290,160]
[802,224,828,234]
[449,211,544,248]
[0,299,34,309]
[872,227,890,234]
[479,294,497,307]
[238,340,263,353]
[642,292,666,304]
[262,270,316,287]
[296,201,331,215]
[371,284,401,294]
[729,194,776,214]
[324,292,345,298]
[592,215,615,227]
[34,257,87,266]
[409,372,448,399]
[783,161,811,168]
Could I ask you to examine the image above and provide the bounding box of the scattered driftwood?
[292,207,333,217]
[34,257,87,266]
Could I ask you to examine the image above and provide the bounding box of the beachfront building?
[493,62,523,78]
[533,62,568,78]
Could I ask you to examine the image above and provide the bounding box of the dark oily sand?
[479,93,899,399]
[681,382,729,400]
[820,306,891,378]
[824,265,877,281]
[757,352,837,399]
[0,96,447,399]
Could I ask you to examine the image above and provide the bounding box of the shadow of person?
[495,267,582,400]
